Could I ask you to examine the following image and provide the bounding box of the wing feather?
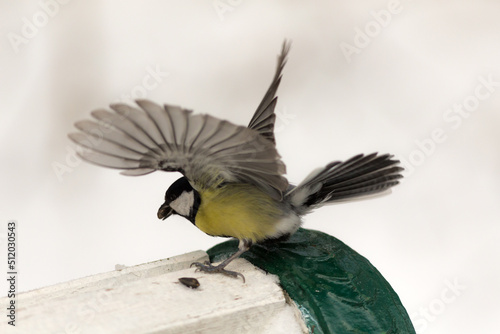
[73,120,150,155]
[247,40,291,143]
[90,108,162,154]
[69,100,288,199]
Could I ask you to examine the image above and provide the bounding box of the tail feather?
[286,153,403,212]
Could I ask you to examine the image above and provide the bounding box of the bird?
[69,41,403,281]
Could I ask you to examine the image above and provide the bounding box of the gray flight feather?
[247,40,291,144]
[69,100,289,199]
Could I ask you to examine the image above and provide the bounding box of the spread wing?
[247,40,291,144]
[69,100,288,199]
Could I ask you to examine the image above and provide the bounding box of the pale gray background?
[1,1,499,333]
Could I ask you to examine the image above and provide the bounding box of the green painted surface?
[207,228,415,334]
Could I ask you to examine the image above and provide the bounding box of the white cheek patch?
[170,191,194,217]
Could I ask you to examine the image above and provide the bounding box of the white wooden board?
[1,251,307,334]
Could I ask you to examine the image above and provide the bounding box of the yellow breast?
[195,184,284,242]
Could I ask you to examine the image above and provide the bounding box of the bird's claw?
[191,261,245,282]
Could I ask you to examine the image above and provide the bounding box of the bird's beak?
[157,202,173,220]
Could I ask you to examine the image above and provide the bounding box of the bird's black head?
[157,177,201,224]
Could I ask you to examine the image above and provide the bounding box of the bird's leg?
[191,239,252,282]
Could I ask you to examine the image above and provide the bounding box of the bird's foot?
[191,261,245,282]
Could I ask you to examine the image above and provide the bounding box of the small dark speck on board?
[178,277,200,289]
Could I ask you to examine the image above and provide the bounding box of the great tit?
[69,41,403,281]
